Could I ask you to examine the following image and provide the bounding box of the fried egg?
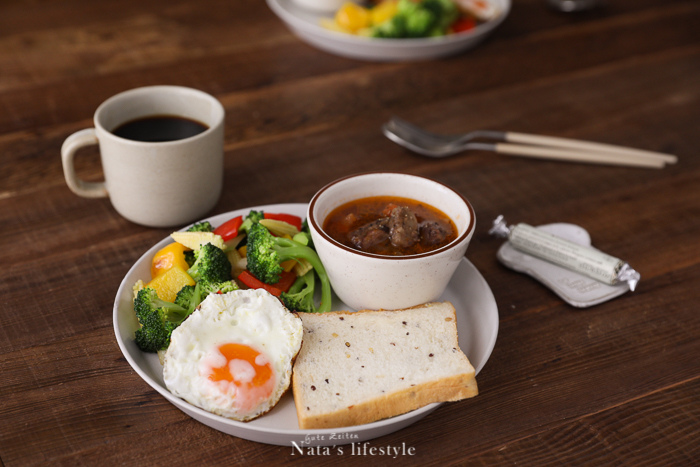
[163,288,303,421]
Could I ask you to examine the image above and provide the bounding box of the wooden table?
[2,0,698,464]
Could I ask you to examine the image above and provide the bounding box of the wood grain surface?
[1,0,698,465]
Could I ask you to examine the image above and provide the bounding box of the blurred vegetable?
[335,2,371,32]
[375,0,458,38]
[451,16,476,33]
[454,0,500,21]
[323,0,488,38]
[370,0,399,25]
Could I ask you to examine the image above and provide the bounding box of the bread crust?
[294,368,477,429]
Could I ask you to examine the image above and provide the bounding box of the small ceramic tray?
[496,223,630,308]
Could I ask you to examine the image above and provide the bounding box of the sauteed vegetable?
[132,210,331,352]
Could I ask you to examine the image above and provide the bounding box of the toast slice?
[292,302,478,429]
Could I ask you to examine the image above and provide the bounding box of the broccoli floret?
[372,0,458,38]
[200,280,239,297]
[246,223,283,283]
[422,0,458,34]
[372,14,407,38]
[184,249,196,267]
[239,210,265,235]
[175,283,202,313]
[175,280,239,313]
[401,0,436,37]
[300,219,314,248]
[133,287,189,352]
[175,280,238,312]
[187,242,232,283]
[187,221,214,232]
[280,270,317,313]
[246,223,332,313]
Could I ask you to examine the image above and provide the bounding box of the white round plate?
[266,0,511,61]
[113,203,499,446]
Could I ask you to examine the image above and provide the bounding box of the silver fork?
[382,117,677,169]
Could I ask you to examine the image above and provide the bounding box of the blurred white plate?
[266,0,511,61]
[113,203,499,446]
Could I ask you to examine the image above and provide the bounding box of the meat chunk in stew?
[387,206,419,249]
[349,218,389,251]
[419,220,450,246]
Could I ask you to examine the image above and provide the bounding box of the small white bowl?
[308,172,476,311]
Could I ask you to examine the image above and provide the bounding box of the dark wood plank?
[458,378,700,465]
[2,10,697,196]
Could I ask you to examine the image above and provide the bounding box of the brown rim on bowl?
[308,172,475,260]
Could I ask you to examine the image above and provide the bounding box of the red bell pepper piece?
[275,270,298,292]
[264,212,303,231]
[214,215,243,242]
[452,17,477,34]
[237,270,297,297]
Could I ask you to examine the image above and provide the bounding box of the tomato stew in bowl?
[322,196,458,256]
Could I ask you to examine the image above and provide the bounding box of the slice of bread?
[292,302,478,429]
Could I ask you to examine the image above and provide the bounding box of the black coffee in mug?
[112,115,208,142]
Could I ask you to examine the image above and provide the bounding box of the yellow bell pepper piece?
[281,259,297,272]
[370,0,398,26]
[336,2,370,33]
[146,265,195,302]
[151,242,191,279]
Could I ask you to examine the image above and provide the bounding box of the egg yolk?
[207,343,275,412]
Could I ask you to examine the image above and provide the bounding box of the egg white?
[163,289,303,421]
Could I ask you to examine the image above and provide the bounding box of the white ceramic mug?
[61,85,225,228]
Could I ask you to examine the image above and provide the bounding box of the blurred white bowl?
[267,0,511,61]
[308,172,476,310]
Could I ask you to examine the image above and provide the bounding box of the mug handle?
[61,128,108,198]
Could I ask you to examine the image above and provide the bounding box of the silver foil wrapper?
[489,215,640,291]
